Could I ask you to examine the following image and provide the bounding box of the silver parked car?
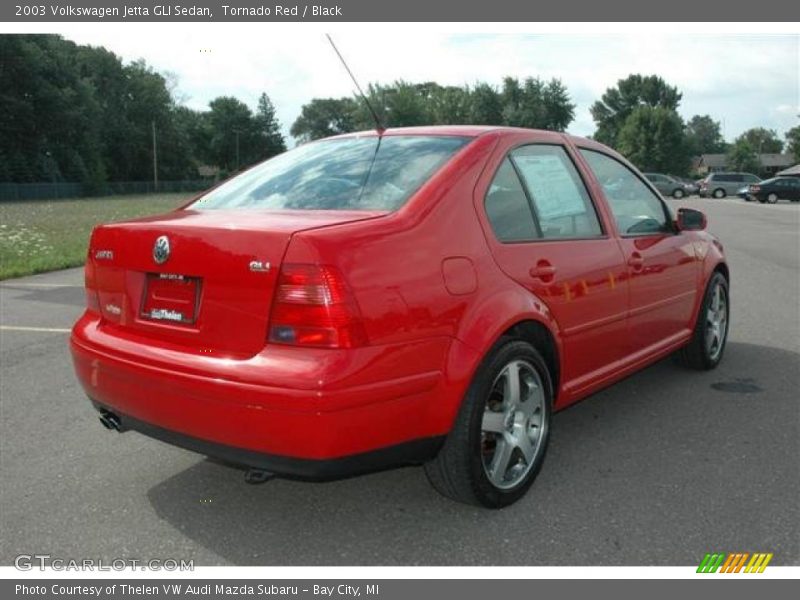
[643,173,689,198]
[699,172,761,198]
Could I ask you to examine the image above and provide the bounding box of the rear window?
[192,135,470,212]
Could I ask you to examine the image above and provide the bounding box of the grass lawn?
[0,193,193,280]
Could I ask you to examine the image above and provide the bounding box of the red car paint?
[70,126,726,475]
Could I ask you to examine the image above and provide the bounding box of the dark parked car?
[749,177,800,203]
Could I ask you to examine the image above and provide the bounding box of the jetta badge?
[153,235,171,265]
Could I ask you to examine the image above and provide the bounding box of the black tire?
[713,188,726,199]
[672,188,685,199]
[678,272,729,370]
[767,193,779,204]
[424,339,553,508]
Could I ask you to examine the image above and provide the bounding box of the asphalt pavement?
[1,196,798,566]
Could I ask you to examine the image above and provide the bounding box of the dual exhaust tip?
[98,409,123,432]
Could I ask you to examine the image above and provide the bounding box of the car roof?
[329,124,592,143]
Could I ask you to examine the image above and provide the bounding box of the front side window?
[579,149,670,236]
[511,145,602,239]
[192,135,470,212]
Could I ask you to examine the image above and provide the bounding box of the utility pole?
[152,120,158,192]
[235,130,240,172]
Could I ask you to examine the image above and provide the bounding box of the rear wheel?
[424,339,552,508]
[767,193,779,204]
[678,272,729,370]
[713,188,726,199]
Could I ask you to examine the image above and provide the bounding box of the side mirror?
[676,208,707,231]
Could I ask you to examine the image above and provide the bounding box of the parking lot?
[1,196,798,566]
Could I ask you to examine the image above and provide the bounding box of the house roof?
[777,164,800,176]
[760,153,795,168]
[697,154,727,168]
[696,153,795,168]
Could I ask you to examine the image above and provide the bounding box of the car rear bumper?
[91,403,443,479]
[70,311,452,473]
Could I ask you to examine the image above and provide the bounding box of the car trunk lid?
[88,208,386,356]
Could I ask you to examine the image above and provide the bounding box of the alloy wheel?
[706,281,728,361]
[480,360,547,490]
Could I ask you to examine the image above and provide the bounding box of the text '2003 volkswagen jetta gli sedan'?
[70,126,729,507]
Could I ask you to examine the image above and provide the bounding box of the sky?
[59,27,799,148]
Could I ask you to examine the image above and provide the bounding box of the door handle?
[628,252,644,271]
[529,261,556,282]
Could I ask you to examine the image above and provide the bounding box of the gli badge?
[153,235,171,265]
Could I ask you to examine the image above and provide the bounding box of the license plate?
[141,273,200,324]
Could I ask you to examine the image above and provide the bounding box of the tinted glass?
[193,135,470,212]
[579,149,670,235]
[484,158,538,242]
[511,145,602,239]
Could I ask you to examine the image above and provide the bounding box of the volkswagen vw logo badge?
[153,235,171,264]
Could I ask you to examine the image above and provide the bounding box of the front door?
[578,149,700,354]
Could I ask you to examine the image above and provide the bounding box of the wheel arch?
[436,290,563,431]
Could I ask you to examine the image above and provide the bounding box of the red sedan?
[70,126,729,507]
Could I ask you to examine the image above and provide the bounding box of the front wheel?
[424,340,553,508]
[767,193,779,204]
[678,272,729,370]
[673,188,685,199]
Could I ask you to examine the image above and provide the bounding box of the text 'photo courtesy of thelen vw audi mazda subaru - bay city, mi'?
[70,126,729,508]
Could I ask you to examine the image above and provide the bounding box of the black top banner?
[1,0,796,22]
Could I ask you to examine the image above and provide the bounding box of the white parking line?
[0,325,71,333]
[0,283,82,288]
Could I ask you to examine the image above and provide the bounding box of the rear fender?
[429,287,562,431]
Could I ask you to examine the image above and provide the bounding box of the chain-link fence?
[0,180,213,201]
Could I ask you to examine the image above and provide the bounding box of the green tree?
[468,83,503,125]
[254,92,286,158]
[290,97,358,142]
[590,74,682,147]
[737,127,784,154]
[207,97,259,172]
[685,115,727,156]
[500,77,575,131]
[726,139,760,173]
[616,106,690,175]
[786,125,800,162]
[429,85,471,125]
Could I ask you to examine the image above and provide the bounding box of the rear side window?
[484,158,539,242]
[193,135,470,212]
[579,149,670,236]
[511,145,602,239]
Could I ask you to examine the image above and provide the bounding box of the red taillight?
[268,264,367,349]
[751,185,760,192]
[84,257,100,313]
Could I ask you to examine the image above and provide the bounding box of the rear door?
[577,148,700,355]
[477,138,629,388]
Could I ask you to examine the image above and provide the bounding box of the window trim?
[576,146,677,239]
[483,142,608,245]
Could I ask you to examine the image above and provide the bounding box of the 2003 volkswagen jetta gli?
[70,126,729,507]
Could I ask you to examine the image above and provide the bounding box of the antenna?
[326,34,385,135]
